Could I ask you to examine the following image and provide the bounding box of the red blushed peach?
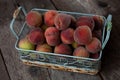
[69,15,77,28]
[44,10,58,26]
[36,43,52,52]
[86,37,101,53]
[73,46,89,58]
[45,27,60,46]
[76,16,94,31]
[92,29,102,41]
[26,11,42,27]
[54,13,71,30]
[74,25,92,45]
[54,43,72,55]
[27,28,45,45]
[93,16,103,30]
[61,28,74,44]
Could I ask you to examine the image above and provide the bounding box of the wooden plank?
[0,50,10,80]
[1,0,120,80]
[15,0,56,11]
[98,0,120,80]
[51,0,108,15]
[0,0,55,80]
[49,69,101,80]
[0,18,51,80]
[0,0,15,20]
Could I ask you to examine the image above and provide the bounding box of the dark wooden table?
[0,0,120,80]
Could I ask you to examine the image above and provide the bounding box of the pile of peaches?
[18,10,103,59]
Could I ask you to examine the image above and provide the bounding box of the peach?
[45,27,60,46]
[54,13,71,30]
[73,46,89,58]
[61,28,74,44]
[18,38,35,50]
[69,15,77,28]
[90,53,99,59]
[72,42,81,48]
[93,16,103,30]
[74,25,92,45]
[86,37,101,53]
[26,11,42,27]
[44,10,58,26]
[76,16,94,31]
[54,43,72,55]
[27,28,45,45]
[92,30,102,41]
[36,43,52,52]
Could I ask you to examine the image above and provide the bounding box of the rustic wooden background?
[0,0,120,80]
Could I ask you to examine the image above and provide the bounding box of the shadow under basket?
[10,6,112,75]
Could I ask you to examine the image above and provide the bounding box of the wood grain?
[98,0,120,80]
[0,0,54,80]
[0,0,120,80]
[0,0,15,19]
[51,0,108,15]
[0,50,10,80]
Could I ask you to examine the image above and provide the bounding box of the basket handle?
[10,6,27,39]
[102,14,112,49]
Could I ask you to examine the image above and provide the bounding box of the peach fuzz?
[61,28,74,44]
[27,28,45,45]
[54,13,71,30]
[44,10,58,26]
[73,46,89,58]
[26,11,42,27]
[86,37,101,53]
[36,43,52,52]
[76,16,94,31]
[54,43,72,55]
[45,27,60,46]
[74,25,92,45]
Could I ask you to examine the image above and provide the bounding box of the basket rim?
[15,8,107,61]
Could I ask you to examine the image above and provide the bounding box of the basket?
[10,6,112,75]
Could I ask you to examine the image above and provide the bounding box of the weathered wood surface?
[0,50,10,80]
[99,0,120,80]
[0,0,120,80]
[0,0,53,80]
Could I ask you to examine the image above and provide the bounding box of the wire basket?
[10,6,112,75]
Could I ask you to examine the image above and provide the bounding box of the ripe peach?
[27,28,45,45]
[92,29,102,41]
[69,15,77,28]
[74,25,92,45]
[26,11,42,27]
[76,16,94,31]
[93,16,103,30]
[44,10,58,26]
[73,46,89,58]
[45,27,60,46]
[86,37,101,53]
[72,42,81,48]
[61,28,74,44]
[54,13,71,30]
[54,43,72,55]
[36,43,52,52]
[18,38,35,50]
